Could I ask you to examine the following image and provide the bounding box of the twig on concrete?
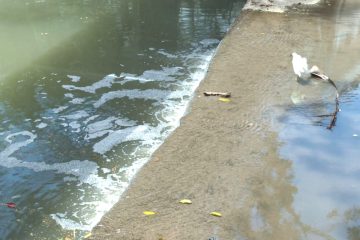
[203,91,231,98]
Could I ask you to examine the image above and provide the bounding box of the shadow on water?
[0,0,246,239]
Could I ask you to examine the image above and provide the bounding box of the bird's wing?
[292,53,310,78]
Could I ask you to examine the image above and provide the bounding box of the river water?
[0,0,245,239]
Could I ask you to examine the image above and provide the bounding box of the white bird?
[291,52,320,80]
[291,52,336,89]
[291,52,339,130]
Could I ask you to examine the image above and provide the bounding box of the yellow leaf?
[218,98,231,102]
[210,211,222,217]
[84,232,92,239]
[179,199,192,204]
[143,211,156,216]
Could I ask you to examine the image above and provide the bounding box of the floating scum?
[291,53,340,130]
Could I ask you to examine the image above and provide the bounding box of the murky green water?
[0,0,245,239]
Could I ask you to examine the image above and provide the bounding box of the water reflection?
[278,1,360,239]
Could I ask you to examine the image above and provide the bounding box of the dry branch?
[203,91,231,98]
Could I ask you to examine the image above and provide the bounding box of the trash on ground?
[218,98,231,102]
[203,91,231,98]
[210,211,222,217]
[143,211,156,216]
[83,232,92,239]
[179,199,192,204]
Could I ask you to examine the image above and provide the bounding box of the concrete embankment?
[91,1,345,239]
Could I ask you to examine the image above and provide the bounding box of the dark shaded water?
[0,0,245,239]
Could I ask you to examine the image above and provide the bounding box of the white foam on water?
[101,168,111,174]
[12,42,217,232]
[62,74,120,93]
[51,214,84,230]
[85,117,117,140]
[64,93,74,98]
[3,133,99,177]
[114,118,137,127]
[200,38,220,47]
[69,98,85,104]
[93,89,183,108]
[158,50,177,58]
[85,117,137,141]
[83,115,99,125]
[67,75,81,83]
[3,131,37,156]
[66,49,214,231]
[63,176,77,182]
[90,45,214,157]
[62,110,89,120]
[244,0,320,13]
[11,194,21,200]
[119,67,183,85]
[86,117,117,134]
[0,131,124,231]
[92,125,161,155]
[140,67,182,81]
[85,130,112,141]
[69,121,81,130]
[62,67,181,106]
[36,123,48,129]
[119,73,150,83]
[52,106,69,114]
[1,132,97,184]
